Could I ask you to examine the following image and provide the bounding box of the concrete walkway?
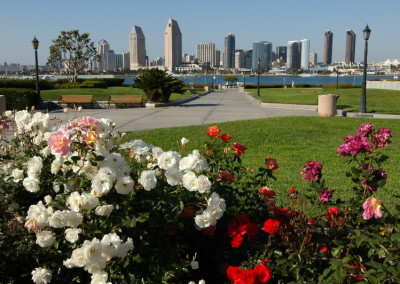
[49,88,399,133]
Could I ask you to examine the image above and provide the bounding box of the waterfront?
[120,75,397,86]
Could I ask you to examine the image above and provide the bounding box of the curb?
[145,91,211,108]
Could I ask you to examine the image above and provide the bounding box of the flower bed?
[0,110,399,283]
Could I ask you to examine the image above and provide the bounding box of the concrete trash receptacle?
[0,95,6,114]
[318,94,338,117]
[204,86,210,92]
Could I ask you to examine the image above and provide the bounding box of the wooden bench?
[299,90,316,94]
[59,95,94,108]
[108,95,143,109]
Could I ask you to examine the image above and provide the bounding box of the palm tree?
[133,69,184,102]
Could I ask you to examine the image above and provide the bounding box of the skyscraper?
[197,43,216,67]
[324,30,333,64]
[243,50,253,69]
[215,50,221,67]
[309,53,317,66]
[287,40,301,69]
[252,41,273,70]
[165,18,182,71]
[234,50,244,69]
[109,50,116,70]
[224,33,235,68]
[129,25,146,70]
[345,30,356,64]
[300,39,310,70]
[122,51,130,70]
[97,39,110,71]
[276,46,287,63]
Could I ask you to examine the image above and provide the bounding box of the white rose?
[138,170,157,191]
[196,175,211,193]
[65,228,82,243]
[50,159,63,174]
[101,233,122,258]
[63,247,87,268]
[181,137,189,147]
[190,261,199,270]
[182,171,197,191]
[36,231,55,248]
[179,156,196,172]
[48,210,67,228]
[157,151,181,170]
[4,110,13,118]
[151,146,164,160]
[95,204,114,216]
[115,237,134,258]
[23,176,40,193]
[44,195,52,205]
[15,110,31,126]
[67,192,82,212]
[31,267,52,284]
[91,270,109,284]
[81,193,99,210]
[82,238,103,263]
[11,168,24,182]
[40,146,51,157]
[165,167,183,186]
[65,211,83,227]
[27,202,48,227]
[91,173,113,197]
[115,176,134,194]
[27,156,43,173]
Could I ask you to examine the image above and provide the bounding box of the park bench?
[108,95,143,109]
[299,90,316,94]
[59,95,94,108]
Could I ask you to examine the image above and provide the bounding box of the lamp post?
[32,36,42,109]
[360,24,371,113]
[335,68,339,90]
[257,58,261,97]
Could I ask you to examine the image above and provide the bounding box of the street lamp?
[360,24,371,113]
[335,68,339,90]
[32,36,43,109]
[257,58,261,97]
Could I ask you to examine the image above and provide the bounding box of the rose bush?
[0,111,399,284]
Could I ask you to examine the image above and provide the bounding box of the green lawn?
[121,116,400,214]
[40,86,205,102]
[246,87,400,114]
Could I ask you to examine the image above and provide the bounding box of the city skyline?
[1,0,399,66]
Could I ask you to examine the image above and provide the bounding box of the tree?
[47,30,98,82]
[133,68,184,102]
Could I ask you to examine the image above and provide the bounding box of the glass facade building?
[224,33,235,68]
[252,41,272,71]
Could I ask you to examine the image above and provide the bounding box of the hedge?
[0,79,55,90]
[322,83,357,90]
[0,88,35,110]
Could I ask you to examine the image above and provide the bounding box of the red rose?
[226,266,242,281]
[259,186,276,199]
[205,150,213,156]
[326,207,340,217]
[289,187,296,194]
[321,246,328,253]
[265,157,279,172]
[263,219,280,234]
[231,234,244,248]
[245,223,260,238]
[232,142,247,155]
[253,264,272,283]
[202,225,216,236]
[217,170,235,184]
[183,206,195,217]
[238,269,255,283]
[221,133,232,143]
[207,126,221,138]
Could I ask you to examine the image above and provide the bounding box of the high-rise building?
[97,39,110,71]
[215,50,221,67]
[165,18,182,71]
[109,50,116,70]
[115,54,123,70]
[243,50,252,69]
[197,43,216,67]
[345,29,356,64]
[234,50,244,69]
[300,39,310,70]
[252,41,273,71]
[129,25,146,70]
[224,33,235,68]
[287,40,301,69]
[324,30,333,64]
[122,51,130,70]
[309,53,318,66]
[276,46,287,63]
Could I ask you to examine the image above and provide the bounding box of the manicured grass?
[40,87,204,102]
[121,116,400,214]
[246,87,400,114]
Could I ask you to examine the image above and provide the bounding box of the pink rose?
[48,129,71,155]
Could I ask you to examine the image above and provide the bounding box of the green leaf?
[132,254,143,263]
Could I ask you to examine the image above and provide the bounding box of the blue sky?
[1,0,399,65]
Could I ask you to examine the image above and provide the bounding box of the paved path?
[50,89,317,133]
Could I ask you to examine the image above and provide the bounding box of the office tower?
[215,50,220,67]
[165,18,182,71]
[115,54,123,70]
[252,41,273,70]
[97,39,110,71]
[129,25,146,70]
[345,29,356,64]
[224,33,235,68]
[324,30,333,64]
[287,40,301,69]
[109,50,116,70]
[197,43,216,67]
[122,51,130,70]
[276,46,287,63]
[309,53,317,66]
[243,50,253,69]
[301,39,310,70]
[234,50,244,69]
